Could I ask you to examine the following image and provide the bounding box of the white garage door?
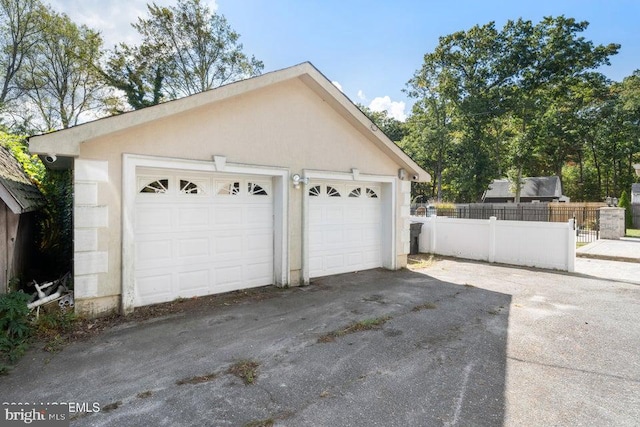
[134,170,273,307]
[309,181,382,277]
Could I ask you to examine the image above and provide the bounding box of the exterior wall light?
[292,173,309,189]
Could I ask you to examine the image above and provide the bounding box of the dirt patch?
[176,372,218,385]
[318,316,392,343]
[40,285,289,349]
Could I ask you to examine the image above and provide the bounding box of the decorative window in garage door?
[327,185,341,197]
[139,178,169,194]
[217,181,240,196]
[248,182,269,196]
[309,185,321,197]
[179,179,204,194]
[366,188,379,198]
[348,187,362,198]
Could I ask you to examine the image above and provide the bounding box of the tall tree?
[104,0,263,108]
[406,16,620,203]
[0,0,43,107]
[17,8,106,130]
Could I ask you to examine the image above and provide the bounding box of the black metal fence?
[412,203,602,243]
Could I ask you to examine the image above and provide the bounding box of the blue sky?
[54,0,639,120]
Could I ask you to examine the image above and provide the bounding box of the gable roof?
[0,145,44,213]
[28,62,430,182]
[484,176,562,200]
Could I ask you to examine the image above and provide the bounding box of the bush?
[618,190,633,229]
[0,292,31,368]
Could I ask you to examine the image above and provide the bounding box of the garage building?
[29,62,430,316]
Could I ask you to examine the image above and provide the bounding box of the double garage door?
[133,169,383,307]
[134,170,273,307]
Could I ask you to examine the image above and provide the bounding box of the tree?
[100,43,166,111]
[406,16,620,203]
[104,0,263,108]
[17,8,107,130]
[358,104,407,142]
[618,190,632,229]
[0,0,43,107]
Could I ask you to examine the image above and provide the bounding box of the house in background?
[482,176,568,203]
[0,145,44,293]
[632,183,640,205]
[29,62,430,317]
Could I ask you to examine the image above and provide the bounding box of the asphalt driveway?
[1,259,638,426]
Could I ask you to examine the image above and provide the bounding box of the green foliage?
[406,16,624,202]
[618,190,633,229]
[102,0,263,109]
[0,291,31,366]
[0,130,45,184]
[358,104,407,142]
[0,131,72,276]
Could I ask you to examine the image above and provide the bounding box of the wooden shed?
[0,145,44,293]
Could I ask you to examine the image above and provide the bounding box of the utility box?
[410,222,423,255]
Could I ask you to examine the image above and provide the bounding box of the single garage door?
[309,181,382,277]
[134,169,273,307]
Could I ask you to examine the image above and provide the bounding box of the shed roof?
[484,176,562,200]
[28,62,430,182]
[0,145,44,213]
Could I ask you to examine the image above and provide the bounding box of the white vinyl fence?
[411,216,576,272]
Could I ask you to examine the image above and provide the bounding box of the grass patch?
[626,228,640,238]
[101,401,122,412]
[228,360,259,385]
[412,302,437,311]
[318,316,392,343]
[407,254,436,270]
[176,372,217,385]
[244,419,274,427]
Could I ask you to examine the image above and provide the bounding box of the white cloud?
[331,81,343,92]
[50,0,218,48]
[368,96,407,122]
[357,90,367,102]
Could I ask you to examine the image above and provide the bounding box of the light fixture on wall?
[292,174,309,189]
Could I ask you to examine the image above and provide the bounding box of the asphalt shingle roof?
[0,145,44,213]
[484,176,561,199]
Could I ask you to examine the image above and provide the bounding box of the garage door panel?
[177,269,209,292]
[136,207,172,231]
[247,262,272,281]
[248,233,272,252]
[215,265,243,287]
[214,234,244,256]
[134,172,274,307]
[323,254,343,270]
[136,239,173,266]
[136,273,173,304]
[176,237,210,259]
[214,206,243,225]
[309,181,383,278]
[177,207,210,228]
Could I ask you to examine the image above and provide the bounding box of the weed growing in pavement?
[412,302,437,311]
[318,315,392,343]
[228,359,260,385]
